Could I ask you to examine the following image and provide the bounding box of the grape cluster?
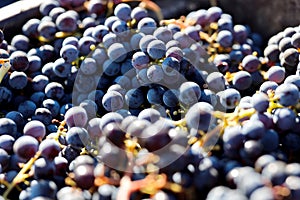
[0,0,299,199]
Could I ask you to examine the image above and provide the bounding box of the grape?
[86,118,102,139]
[130,32,145,51]
[242,120,265,139]
[242,55,261,72]
[18,100,37,119]
[0,134,15,154]
[100,112,123,130]
[126,119,151,137]
[282,48,299,67]
[249,186,275,200]
[102,33,117,49]
[60,44,78,63]
[30,179,57,199]
[264,44,280,63]
[73,164,95,190]
[8,71,28,90]
[114,75,131,89]
[218,88,241,109]
[102,59,121,77]
[232,71,252,90]
[146,64,164,83]
[147,39,167,59]
[92,25,109,43]
[273,108,296,131]
[30,92,45,107]
[138,108,161,123]
[139,121,172,152]
[38,20,57,41]
[53,58,72,78]
[114,3,131,21]
[223,125,244,150]
[125,88,145,109]
[166,46,184,62]
[216,30,233,48]
[259,81,278,94]
[184,26,201,42]
[111,19,129,35]
[0,87,12,104]
[206,6,222,23]
[137,17,157,34]
[55,12,77,32]
[22,18,40,38]
[39,139,60,160]
[13,135,39,160]
[179,81,201,106]
[10,50,29,72]
[132,51,150,70]
[107,43,127,63]
[39,0,60,16]
[64,106,88,128]
[291,32,300,48]
[162,89,179,107]
[233,24,248,44]
[66,127,90,150]
[49,6,66,21]
[251,92,269,113]
[78,36,96,56]
[218,17,233,31]
[42,99,60,117]
[275,83,299,106]
[131,6,147,22]
[23,120,46,141]
[206,72,226,92]
[279,37,293,52]
[173,31,194,49]
[185,102,214,131]
[45,82,65,100]
[147,86,165,105]
[285,176,300,200]
[33,157,55,179]
[162,56,180,72]
[28,55,42,73]
[267,65,285,83]
[262,161,287,185]
[102,91,124,112]
[11,34,29,52]
[62,36,78,47]
[32,107,53,125]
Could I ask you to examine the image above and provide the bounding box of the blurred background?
[0,0,299,43]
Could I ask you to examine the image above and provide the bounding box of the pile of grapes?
[0,0,299,199]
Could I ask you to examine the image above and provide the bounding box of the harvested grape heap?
[0,0,299,199]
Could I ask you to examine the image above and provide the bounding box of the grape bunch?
[0,0,299,199]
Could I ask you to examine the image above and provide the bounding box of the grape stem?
[3,151,41,200]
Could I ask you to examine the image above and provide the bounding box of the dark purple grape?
[23,120,46,141]
[55,11,77,32]
[102,122,126,148]
[39,139,60,160]
[73,164,95,190]
[33,157,55,179]
[10,50,29,72]
[13,135,39,160]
